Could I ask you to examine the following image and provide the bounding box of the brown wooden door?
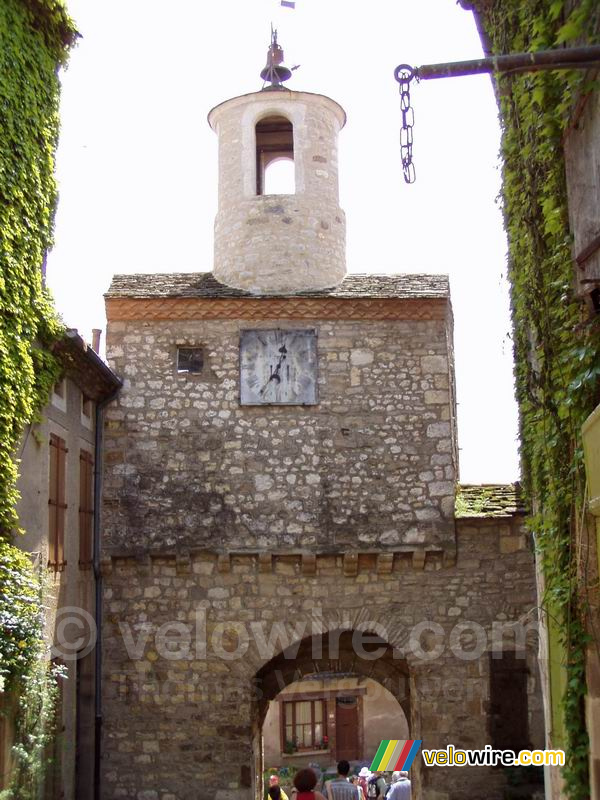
[336,698,359,761]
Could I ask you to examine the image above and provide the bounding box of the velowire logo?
[370,740,422,772]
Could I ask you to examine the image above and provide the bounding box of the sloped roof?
[52,329,121,401]
[106,272,450,300]
[456,483,527,518]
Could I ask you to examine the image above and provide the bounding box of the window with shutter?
[49,434,67,570]
[79,450,94,568]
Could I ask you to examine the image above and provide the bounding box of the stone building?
[0,330,120,799]
[99,81,543,800]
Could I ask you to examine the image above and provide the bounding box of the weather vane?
[260,24,299,89]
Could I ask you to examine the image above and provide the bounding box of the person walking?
[267,774,290,800]
[325,761,360,800]
[293,768,327,800]
[356,767,370,800]
[385,771,411,800]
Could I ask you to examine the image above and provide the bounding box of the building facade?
[100,84,543,800]
[0,331,120,800]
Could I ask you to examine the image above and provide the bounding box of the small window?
[256,115,294,195]
[281,699,326,752]
[177,347,203,374]
[51,378,67,411]
[81,395,93,419]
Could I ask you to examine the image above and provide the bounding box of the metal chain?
[394,65,416,184]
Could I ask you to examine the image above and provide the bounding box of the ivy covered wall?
[472,1,600,798]
[0,0,76,792]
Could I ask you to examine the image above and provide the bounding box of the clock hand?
[259,345,288,395]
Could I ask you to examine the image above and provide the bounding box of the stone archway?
[251,629,415,800]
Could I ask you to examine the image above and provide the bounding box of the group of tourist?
[267,760,411,800]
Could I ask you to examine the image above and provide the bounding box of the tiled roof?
[105,272,449,300]
[456,484,527,518]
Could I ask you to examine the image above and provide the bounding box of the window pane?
[295,701,311,724]
[314,701,322,723]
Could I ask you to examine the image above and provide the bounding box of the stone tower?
[100,70,543,800]
[209,89,346,293]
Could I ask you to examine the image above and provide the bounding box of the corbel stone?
[136,554,151,577]
[302,553,317,576]
[217,553,231,574]
[376,553,394,575]
[343,552,359,577]
[442,548,457,568]
[258,553,273,573]
[100,556,113,576]
[176,550,191,575]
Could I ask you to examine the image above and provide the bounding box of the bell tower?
[208,33,347,294]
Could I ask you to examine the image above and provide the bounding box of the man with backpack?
[367,772,387,800]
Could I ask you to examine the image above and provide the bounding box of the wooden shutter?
[79,450,94,568]
[48,434,67,570]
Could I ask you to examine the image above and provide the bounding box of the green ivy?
[0,0,76,792]
[476,2,600,797]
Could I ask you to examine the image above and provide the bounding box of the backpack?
[367,778,379,799]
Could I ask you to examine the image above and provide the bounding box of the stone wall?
[99,517,543,800]
[103,314,457,556]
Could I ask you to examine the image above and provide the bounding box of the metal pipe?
[93,384,121,800]
[395,45,600,83]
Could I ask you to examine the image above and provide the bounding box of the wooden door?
[336,697,359,761]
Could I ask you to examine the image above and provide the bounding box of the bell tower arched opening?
[255,115,294,195]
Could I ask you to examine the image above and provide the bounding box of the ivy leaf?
[555,17,582,44]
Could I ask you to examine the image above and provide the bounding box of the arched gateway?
[253,629,413,799]
[100,47,544,800]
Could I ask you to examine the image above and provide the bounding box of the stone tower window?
[177,347,204,374]
[255,115,294,195]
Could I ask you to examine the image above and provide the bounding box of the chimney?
[91,329,102,353]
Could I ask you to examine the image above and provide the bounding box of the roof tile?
[456,483,527,518]
[105,272,449,300]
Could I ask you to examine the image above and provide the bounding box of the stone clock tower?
[100,54,541,800]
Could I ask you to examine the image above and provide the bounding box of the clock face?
[239,329,318,405]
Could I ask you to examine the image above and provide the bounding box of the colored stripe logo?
[370,740,422,772]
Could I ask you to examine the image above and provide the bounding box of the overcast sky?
[47,0,519,483]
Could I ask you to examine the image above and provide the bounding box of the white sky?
[47,0,520,483]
